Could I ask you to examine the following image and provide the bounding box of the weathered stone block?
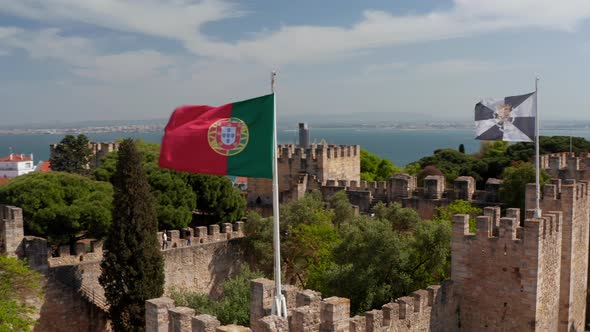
[192,314,221,332]
[145,297,175,332]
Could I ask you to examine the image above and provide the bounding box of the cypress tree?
[99,139,164,331]
[458,143,465,154]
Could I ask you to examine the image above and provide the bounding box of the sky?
[0,0,590,126]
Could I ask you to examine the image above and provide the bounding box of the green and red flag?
[159,94,274,178]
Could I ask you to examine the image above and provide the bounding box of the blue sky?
[0,0,589,125]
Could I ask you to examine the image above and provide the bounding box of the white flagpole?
[270,71,287,317]
[534,77,542,218]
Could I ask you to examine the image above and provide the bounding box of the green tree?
[243,193,341,286]
[435,200,481,232]
[327,191,354,228]
[0,172,113,246]
[242,211,274,275]
[458,144,465,154]
[50,134,94,175]
[280,193,339,286]
[95,140,195,230]
[500,162,549,214]
[318,216,450,314]
[360,150,402,181]
[406,220,451,285]
[187,174,246,223]
[373,202,421,232]
[415,148,498,186]
[170,266,262,326]
[479,141,509,158]
[0,255,43,332]
[505,136,590,163]
[99,139,164,331]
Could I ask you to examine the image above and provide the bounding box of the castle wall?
[526,180,590,331]
[35,264,111,332]
[146,278,459,332]
[2,205,249,331]
[0,204,24,257]
[400,197,449,220]
[162,238,244,297]
[540,153,590,327]
[247,144,360,206]
[451,209,562,331]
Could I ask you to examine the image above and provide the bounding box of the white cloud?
[363,62,407,75]
[1,0,590,65]
[415,59,500,75]
[0,28,177,81]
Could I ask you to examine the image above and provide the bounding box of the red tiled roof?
[0,178,11,186]
[38,161,51,172]
[0,153,32,162]
[235,176,248,183]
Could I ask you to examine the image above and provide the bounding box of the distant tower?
[298,123,309,148]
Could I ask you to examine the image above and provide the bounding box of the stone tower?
[451,208,563,331]
[526,179,590,331]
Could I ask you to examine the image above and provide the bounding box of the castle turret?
[526,180,590,331]
[451,209,563,331]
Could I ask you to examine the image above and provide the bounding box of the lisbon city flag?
[474,92,536,142]
[159,94,274,178]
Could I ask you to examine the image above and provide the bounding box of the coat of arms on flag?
[474,92,536,142]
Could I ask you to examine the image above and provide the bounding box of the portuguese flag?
[159,94,274,178]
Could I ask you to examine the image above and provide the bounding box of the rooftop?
[0,153,32,162]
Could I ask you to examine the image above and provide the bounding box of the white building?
[0,153,35,178]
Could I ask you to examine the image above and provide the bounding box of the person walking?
[162,231,168,249]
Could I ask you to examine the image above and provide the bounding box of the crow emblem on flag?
[208,117,250,156]
[474,92,536,142]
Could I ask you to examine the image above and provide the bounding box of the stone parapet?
[0,204,24,257]
[160,221,245,249]
[152,278,457,332]
[451,209,563,331]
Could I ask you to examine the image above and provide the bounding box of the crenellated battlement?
[452,208,562,244]
[0,204,24,257]
[159,221,244,249]
[276,144,360,161]
[525,177,590,331]
[526,179,589,213]
[48,239,104,267]
[1,202,246,269]
[541,152,590,182]
[145,278,457,332]
[451,208,563,331]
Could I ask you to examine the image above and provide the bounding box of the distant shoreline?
[3,123,590,136]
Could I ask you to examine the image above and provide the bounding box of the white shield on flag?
[221,126,237,145]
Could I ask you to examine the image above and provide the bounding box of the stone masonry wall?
[162,238,244,297]
[247,144,360,206]
[525,180,590,332]
[146,277,458,332]
[2,205,248,331]
[34,265,111,332]
[451,209,562,331]
[0,204,24,257]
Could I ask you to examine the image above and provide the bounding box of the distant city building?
[0,153,35,178]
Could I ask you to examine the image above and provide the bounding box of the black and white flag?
[474,92,536,142]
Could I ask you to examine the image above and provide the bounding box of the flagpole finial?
[271,70,277,93]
